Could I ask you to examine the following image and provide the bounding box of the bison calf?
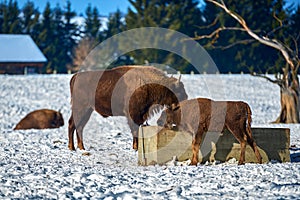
[158,98,262,165]
[14,109,64,130]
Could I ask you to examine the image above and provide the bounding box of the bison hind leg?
[238,141,247,165]
[68,113,76,150]
[226,125,247,165]
[69,108,93,151]
[247,137,262,164]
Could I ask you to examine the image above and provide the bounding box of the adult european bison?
[68,65,188,151]
[14,109,64,130]
[158,98,262,165]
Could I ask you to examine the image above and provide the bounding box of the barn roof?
[0,34,47,63]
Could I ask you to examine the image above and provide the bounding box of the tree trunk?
[275,87,300,123]
[275,68,300,123]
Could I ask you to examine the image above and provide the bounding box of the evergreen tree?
[104,9,133,68]
[0,0,21,33]
[37,2,54,73]
[51,4,65,73]
[62,1,78,67]
[21,1,40,37]
[1,1,11,33]
[84,4,101,40]
[0,1,6,33]
[53,1,78,73]
[125,0,204,72]
[290,5,300,58]
[105,9,125,38]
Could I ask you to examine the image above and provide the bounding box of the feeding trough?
[138,126,290,166]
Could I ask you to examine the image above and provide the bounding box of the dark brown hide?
[68,66,188,150]
[14,109,64,130]
[159,98,262,165]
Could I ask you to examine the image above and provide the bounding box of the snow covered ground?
[0,74,300,199]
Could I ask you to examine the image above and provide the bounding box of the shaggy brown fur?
[14,109,64,130]
[68,66,188,150]
[158,98,262,165]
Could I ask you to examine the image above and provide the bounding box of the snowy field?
[0,74,300,199]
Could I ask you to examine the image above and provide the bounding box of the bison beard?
[68,66,188,151]
[159,98,262,165]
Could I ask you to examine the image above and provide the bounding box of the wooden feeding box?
[138,126,290,166]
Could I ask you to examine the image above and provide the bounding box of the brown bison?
[158,98,262,165]
[68,65,188,151]
[14,109,64,130]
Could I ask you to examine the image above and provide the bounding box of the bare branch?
[215,39,255,50]
[273,12,283,27]
[206,0,296,70]
[192,26,246,41]
[251,72,284,87]
[266,24,288,38]
[296,32,300,41]
[292,36,299,57]
[195,15,220,30]
[193,27,225,40]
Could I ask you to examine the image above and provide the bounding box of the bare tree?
[71,37,97,72]
[195,0,300,123]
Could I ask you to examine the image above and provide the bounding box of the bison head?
[52,111,64,128]
[157,103,181,130]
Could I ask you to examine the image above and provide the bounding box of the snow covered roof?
[0,34,47,63]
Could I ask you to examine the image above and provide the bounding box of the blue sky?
[15,0,132,16]
[13,0,300,17]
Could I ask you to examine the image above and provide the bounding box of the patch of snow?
[0,74,300,199]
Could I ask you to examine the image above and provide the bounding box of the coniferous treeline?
[0,0,299,73]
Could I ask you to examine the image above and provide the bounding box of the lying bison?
[68,65,188,151]
[14,109,64,130]
[158,98,262,165]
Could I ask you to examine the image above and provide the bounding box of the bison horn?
[177,74,182,84]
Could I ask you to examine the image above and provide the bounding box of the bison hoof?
[133,138,138,150]
[78,145,85,151]
[133,144,138,151]
[191,160,198,166]
[68,145,76,151]
[238,161,245,165]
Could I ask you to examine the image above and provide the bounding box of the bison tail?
[246,103,252,136]
[70,73,77,95]
[69,73,78,106]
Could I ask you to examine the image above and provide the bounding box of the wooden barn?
[0,34,47,74]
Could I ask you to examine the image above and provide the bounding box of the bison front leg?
[191,130,204,165]
[133,131,138,150]
[128,120,139,150]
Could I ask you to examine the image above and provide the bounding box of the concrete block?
[138,126,290,166]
